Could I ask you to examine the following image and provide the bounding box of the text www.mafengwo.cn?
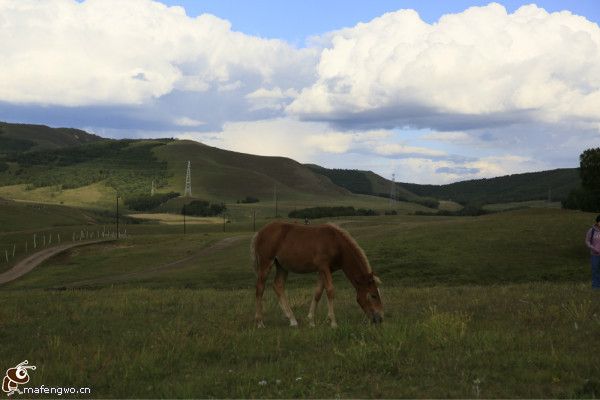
[22,386,92,396]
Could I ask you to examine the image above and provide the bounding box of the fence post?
[33,234,37,249]
[12,244,16,257]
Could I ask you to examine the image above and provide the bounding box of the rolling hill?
[399,168,579,205]
[0,122,392,211]
[0,121,104,155]
[307,164,580,206]
[0,121,580,210]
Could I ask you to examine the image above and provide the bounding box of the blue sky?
[161,0,600,43]
[1,1,599,184]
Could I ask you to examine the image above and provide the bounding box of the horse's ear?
[373,275,382,285]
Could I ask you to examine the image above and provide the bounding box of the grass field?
[1,205,599,398]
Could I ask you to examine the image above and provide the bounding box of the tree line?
[562,148,600,212]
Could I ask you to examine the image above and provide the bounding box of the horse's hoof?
[290,320,298,327]
[308,321,315,328]
[330,323,338,329]
[256,321,265,328]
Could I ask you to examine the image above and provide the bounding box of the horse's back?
[254,221,343,272]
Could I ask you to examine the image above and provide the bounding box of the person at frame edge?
[584,214,600,290]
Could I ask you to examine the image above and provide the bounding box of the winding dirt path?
[0,239,116,285]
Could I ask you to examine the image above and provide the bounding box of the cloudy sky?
[1,1,599,184]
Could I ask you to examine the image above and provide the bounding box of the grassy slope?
[0,208,598,397]
[308,164,580,206]
[153,141,430,215]
[0,182,116,209]
[306,164,425,200]
[401,168,580,204]
[0,121,103,152]
[0,133,423,213]
[155,140,349,202]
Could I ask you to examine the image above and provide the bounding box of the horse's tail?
[250,232,259,276]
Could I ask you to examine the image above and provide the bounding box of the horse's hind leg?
[273,262,298,327]
[307,275,324,327]
[255,258,273,328]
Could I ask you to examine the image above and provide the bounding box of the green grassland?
[0,123,597,398]
[1,205,599,398]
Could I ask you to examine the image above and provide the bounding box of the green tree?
[563,148,600,212]
[580,147,600,192]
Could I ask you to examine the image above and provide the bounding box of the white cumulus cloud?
[288,3,600,129]
[0,0,316,106]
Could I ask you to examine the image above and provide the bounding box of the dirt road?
[0,239,116,285]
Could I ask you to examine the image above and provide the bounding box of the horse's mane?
[326,223,372,274]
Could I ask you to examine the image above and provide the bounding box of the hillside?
[307,164,580,206]
[0,123,366,210]
[0,121,104,155]
[156,141,349,202]
[0,121,580,210]
[400,168,580,205]
[306,165,441,208]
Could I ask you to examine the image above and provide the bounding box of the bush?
[238,196,259,204]
[562,187,600,212]
[183,200,227,216]
[288,206,378,219]
[414,204,489,217]
[125,192,180,211]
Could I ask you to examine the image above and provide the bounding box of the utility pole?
[274,184,278,218]
[183,205,186,234]
[389,173,396,208]
[116,193,120,240]
[253,210,256,232]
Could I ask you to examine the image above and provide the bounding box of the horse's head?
[355,273,383,324]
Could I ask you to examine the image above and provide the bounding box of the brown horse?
[251,221,383,328]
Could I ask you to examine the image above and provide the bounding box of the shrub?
[562,187,600,212]
[238,196,259,204]
[288,206,377,219]
[125,192,180,211]
[183,200,227,216]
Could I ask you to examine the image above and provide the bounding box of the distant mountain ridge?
[0,121,104,155]
[307,164,579,205]
[0,121,580,208]
[399,168,580,205]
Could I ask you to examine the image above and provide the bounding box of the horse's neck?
[342,242,371,283]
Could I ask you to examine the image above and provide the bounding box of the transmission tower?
[389,173,397,207]
[184,161,192,197]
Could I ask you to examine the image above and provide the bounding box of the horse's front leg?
[321,269,338,328]
[307,276,324,327]
[273,265,298,327]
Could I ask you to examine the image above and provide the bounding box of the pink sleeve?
[586,229,593,248]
